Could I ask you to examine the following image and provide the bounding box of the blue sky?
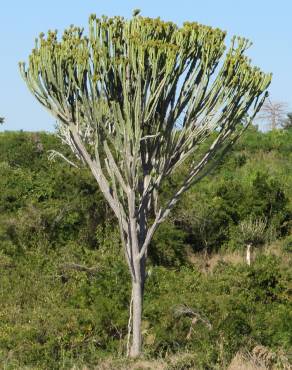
[1,0,292,131]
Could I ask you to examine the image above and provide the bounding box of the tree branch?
[59,263,99,276]
[69,125,129,233]
[48,150,80,168]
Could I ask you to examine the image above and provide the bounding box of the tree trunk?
[127,193,147,358]
[246,244,252,266]
[130,279,143,357]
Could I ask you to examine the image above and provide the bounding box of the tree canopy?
[20,15,271,229]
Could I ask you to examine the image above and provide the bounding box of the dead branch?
[59,263,99,276]
[173,304,212,330]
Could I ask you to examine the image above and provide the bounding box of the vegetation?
[19,13,271,357]
[282,112,292,130]
[0,127,291,369]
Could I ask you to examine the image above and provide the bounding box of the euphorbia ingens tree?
[20,12,271,357]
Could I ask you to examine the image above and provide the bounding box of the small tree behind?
[238,217,268,265]
[257,99,287,130]
[281,112,292,130]
[19,13,271,357]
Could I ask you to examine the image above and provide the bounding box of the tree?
[257,99,287,130]
[19,13,271,357]
[0,117,4,124]
[238,217,268,266]
[281,112,292,130]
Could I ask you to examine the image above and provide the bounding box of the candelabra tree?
[239,217,268,266]
[19,12,271,357]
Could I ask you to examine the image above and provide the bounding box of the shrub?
[282,235,292,253]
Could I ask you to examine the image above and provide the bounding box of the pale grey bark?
[130,279,143,357]
[246,244,252,266]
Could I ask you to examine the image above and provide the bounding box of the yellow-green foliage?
[19,14,271,192]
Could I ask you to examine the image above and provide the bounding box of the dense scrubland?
[0,126,291,369]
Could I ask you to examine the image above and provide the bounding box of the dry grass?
[228,347,292,370]
[68,346,292,370]
[186,249,245,273]
[186,239,291,275]
[264,240,285,257]
[228,352,267,370]
[72,358,166,370]
[70,353,197,370]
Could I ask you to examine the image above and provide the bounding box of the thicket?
[0,126,291,369]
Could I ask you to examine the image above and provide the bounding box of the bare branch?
[257,99,288,130]
[48,150,80,168]
[59,263,99,276]
[173,304,212,330]
[69,125,129,234]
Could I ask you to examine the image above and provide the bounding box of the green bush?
[149,221,188,267]
[0,130,291,368]
[282,235,292,253]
